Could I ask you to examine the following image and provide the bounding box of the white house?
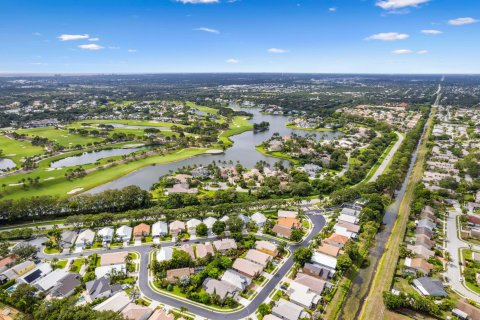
[97,227,114,244]
[157,247,174,262]
[75,229,95,250]
[151,221,168,238]
[186,219,202,235]
[95,264,126,279]
[311,252,337,270]
[203,217,217,232]
[251,212,267,227]
[115,226,132,243]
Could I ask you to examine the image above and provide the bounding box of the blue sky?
[0,0,478,73]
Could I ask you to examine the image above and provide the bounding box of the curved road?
[37,213,326,319]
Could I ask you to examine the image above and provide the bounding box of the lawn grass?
[218,116,253,147]
[69,258,85,273]
[255,145,300,165]
[0,147,209,199]
[186,102,219,115]
[285,122,336,132]
[0,134,44,165]
[54,260,67,269]
[16,127,102,147]
[73,119,183,128]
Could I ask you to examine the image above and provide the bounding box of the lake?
[87,108,343,193]
[50,148,145,168]
[0,158,16,170]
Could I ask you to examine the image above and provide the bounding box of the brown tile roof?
[294,273,326,294]
[232,258,263,278]
[336,220,360,233]
[456,298,480,320]
[316,243,341,257]
[325,233,349,246]
[133,223,150,237]
[166,268,194,282]
[272,224,292,238]
[409,258,433,274]
[0,256,17,269]
[100,252,128,266]
[245,249,272,266]
[178,245,195,260]
[469,215,480,225]
[277,217,300,228]
[195,243,214,259]
[148,309,174,320]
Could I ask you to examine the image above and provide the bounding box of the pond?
[0,158,16,170]
[87,108,343,193]
[50,148,145,168]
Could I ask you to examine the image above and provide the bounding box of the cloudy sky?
[0,0,478,73]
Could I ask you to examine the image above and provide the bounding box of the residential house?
[255,241,278,257]
[251,212,267,227]
[178,245,195,260]
[302,263,334,280]
[115,226,132,243]
[337,214,359,225]
[271,298,304,320]
[316,243,341,257]
[50,273,81,299]
[407,245,434,260]
[417,219,436,231]
[97,227,114,244]
[195,243,214,260]
[101,252,128,266]
[75,229,95,250]
[278,217,300,229]
[272,224,292,238]
[34,269,68,292]
[245,249,272,267]
[191,166,210,179]
[148,309,175,320]
[0,256,17,274]
[166,268,194,283]
[263,315,283,320]
[203,278,237,301]
[221,269,252,291]
[186,219,202,235]
[203,217,217,233]
[94,291,131,313]
[404,258,433,275]
[334,221,360,237]
[294,273,327,295]
[232,258,264,278]
[85,276,122,301]
[311,252,337,270]
[278,210,298,219]
[1,260,36,280]
[133,223,150,240]
[413,277,447,297]
[455,298,480,320]
[324,233,349,248]
[95,264,126,279]
[157,247,173,262]
[237,214,250,224]
[152,221,168,238]
[121,303,153,320]
[60,230,78,249]
[17,263,52,285]
[169,221,186,238]
[287,281,321,309]
[340,207,360,217]
[213,239,237,253]
[415,227,433,239]
[415,234,434,249]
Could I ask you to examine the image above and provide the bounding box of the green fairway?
[74,119,184,128]
[16,127,102,147]
[218,116,253,146]
[0,134,44,165]
[186,101,219,115]
[0,147,209,199]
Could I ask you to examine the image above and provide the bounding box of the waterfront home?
[316,242,341,257]
[75,229,95,250]
[404,258,433,275]
[417,219,436,231]
[412,277,447,297]
[324,233,349,248]
[165,183,198,195]
[255,240,278,257]
[133,223,150,239]
[191,166,210,179]
[407,245,434,260]
[115,225,133,243]
[340,207,360,217]
[415,234,434,249]
[302,262,334,280]
[337,214,359,225]
[294,273,327,295]
[311,252,337,270]
[152,221,168,238]
[169,220,186,237]
[233,258,263,278]
[415,227,433,239]
[97,227,114,244]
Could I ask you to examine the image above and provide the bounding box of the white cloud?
[392,49,413,54]
[32,32,42,36]
[88,37,100,42]
[448,17,478,26]
[176,0,218,3]
[78,44,104,50]
[128,49,137,53]
[329,7,337,12]
[417,50,429,54]
[268,48,287,53]
[226,58,239,64]
[376,0,430,10]
[421,29,442,35]
[58,34,89,41]
[195,27,220,34]
[366,32,409,41]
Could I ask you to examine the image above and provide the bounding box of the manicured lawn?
[218,116,253,147]
[0,134,44,165]
[69,258,85,272]
[74,119,183,128]
[16,127,102,147]
[285,122,336,132]
[54,260,67,269]
[44,247,61,254]
[186,102,219,115]
[255,145,299,165]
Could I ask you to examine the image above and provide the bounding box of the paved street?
[445,200,480,302]
[35,213,325,319]
[368,131,404,183]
